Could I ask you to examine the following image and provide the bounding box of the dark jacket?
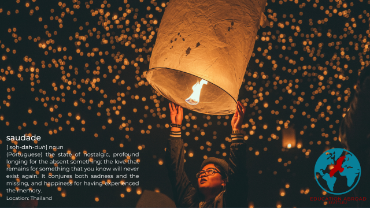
[339,73,370,207]
[165,130,248,208]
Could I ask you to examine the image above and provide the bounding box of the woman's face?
[197,164,225,190]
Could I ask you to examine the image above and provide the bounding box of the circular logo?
[314,148,361,195]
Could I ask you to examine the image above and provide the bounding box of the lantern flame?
[185,79,208,105]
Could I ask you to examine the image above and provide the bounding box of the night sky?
[1,0,369,207]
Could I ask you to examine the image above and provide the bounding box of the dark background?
[1,0,369,207]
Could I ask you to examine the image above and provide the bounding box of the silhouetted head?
[356,66,370,93]
[12,200,38,208]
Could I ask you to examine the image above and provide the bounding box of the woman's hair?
[214,164,227,179]
[359,66,370,85]
[357,66,370,92]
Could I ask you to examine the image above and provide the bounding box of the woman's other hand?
[169,102,183,131]
[231,101,246,131]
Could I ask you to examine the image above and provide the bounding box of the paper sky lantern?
[282,126,296,148]
[147,0,268,115]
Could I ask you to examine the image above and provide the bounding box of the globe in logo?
[314,148,361,195]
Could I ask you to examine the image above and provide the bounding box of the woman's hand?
[231,101,246,131]
[169,102,183,131]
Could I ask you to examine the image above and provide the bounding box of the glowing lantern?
[186,79,208,105]
[147,0,268,115]
[282,126,296,148]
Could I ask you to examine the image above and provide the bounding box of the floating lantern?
[147,0,268,115]
[282,126,296,148]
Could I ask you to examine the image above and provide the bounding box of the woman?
[165,101,248,207]
[339,67,370,207]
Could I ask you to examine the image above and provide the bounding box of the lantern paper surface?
[147,0,267,115]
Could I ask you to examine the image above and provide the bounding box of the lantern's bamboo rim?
[147,67,238,104]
